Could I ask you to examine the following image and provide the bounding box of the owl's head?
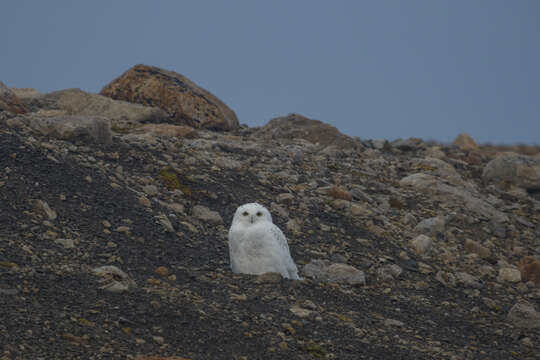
[232,203,273,226]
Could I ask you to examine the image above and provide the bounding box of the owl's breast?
[230,223,274,250]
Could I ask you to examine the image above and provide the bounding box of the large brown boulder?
[0,81,27,114]
[99,64,239,131]
[252,113,358,149]
[518,256,540,285]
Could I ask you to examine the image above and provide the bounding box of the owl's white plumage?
[228,203,301,280]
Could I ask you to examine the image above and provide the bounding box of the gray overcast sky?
[1,1,539,144]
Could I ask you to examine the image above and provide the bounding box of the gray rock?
[400,173,439,189]
[13,115,112,145]
[33,200,57,220]
[384,318,405,327]
[413,157,463,186]
[376,264,403,282]
[252,113,359,149]
[349,203,373,217]
[192,205,223,225]
[28,88,167,128]
[409,234,433,255]
[371,139,388,150]
[303,260,366,285]
[391,138,424,151]
[143,185,158,196]
[276,193,294,203]
[507,300,540,328]
[54,238,75,249]
[400,173,508,223]
[455,272,482,288]
[0,288,19,296]
[286,219,302,234]
[270,203,289,219]
[289,305,313,318]
[464,239,491,259]
[255,272,283,284]
[163,202,185,214]
[488,219,506,238]
[425,146,446,159]
[138,196,151,207]
[213,157,242,170]
[435,271,456,288]
[155,214,174,233]
[497,267,521,283]
[414,216,446,236]
[92,265,135,293]
[483,153,540,190]
[10,87,41,100]
[132,124,198,138]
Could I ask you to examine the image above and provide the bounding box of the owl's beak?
[249,215,254,224]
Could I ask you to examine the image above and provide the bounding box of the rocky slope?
[1,70,540,359]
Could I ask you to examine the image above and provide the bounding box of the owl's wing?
[270,225,300,280]
[270,225,291,254]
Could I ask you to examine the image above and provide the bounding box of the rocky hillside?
[1,67,540,359]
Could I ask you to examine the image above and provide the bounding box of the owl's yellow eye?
[256,212,262,216]
[242,211,249,216]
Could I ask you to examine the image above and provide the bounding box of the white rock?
[303,260,366,285]
[497,267,521,283]
[290,306,312,318]
[192,205,223,224]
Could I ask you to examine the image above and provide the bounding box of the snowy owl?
[228,203,301,280]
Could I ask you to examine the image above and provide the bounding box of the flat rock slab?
[303,259,366,285]
[9,115,112,145]
[26,88,168,129]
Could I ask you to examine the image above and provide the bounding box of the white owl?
[228,203,301,280]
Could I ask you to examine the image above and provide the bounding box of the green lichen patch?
[157,167,192,196]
